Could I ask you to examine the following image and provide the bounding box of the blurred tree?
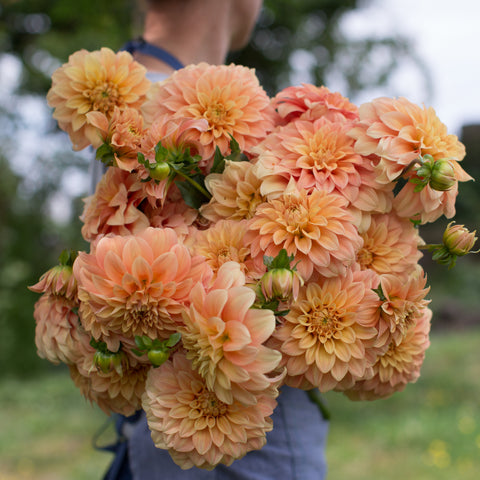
[0,151,86,376]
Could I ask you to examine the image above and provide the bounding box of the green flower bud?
[93,349,129,376]
[147,348,170,367]
[261,267,302,303]
[149,161,171,181]
[429,159,456,191]
[443,222,477,256]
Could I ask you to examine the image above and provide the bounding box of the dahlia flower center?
[127,304,162,331]
[357,247,374,268]
[307,139,337,170]
[301,307,341,340]
[285,204,309,233]
[238,193,263,219]
[218,247,232,260]
[390,301,418,327]
[84,81,120,114]
[204,102,232,128]
[379,342,400,368]
[193,389,228,417]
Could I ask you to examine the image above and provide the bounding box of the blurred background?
[0,0,479,479]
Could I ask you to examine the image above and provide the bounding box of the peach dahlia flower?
[246,180,362,281]
[349,96,468,183]
[273,84,359,125]
[345,307,431,401]
[188,220,260,281]
[143,196,198,240]
[86,106,147,169]
[30,262,81,365]
[141,63,275,159]
[74,227,211,352]
[200,160,265,222]
[33,294,83,365]
[349,97,472,224]
[29,263,77,301]
[272,269,379,392]
[143,351,278,470]
[180,262,282,406]
[392,178,460,224]
[376,270,431,349]
[253,117,364,203]
[356,212,422,278]
[47,48,150,150]
[81,167,149,243]
[70,337,149,416]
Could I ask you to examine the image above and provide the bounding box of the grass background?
[1,328,479,480]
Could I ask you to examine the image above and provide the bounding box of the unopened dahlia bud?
[429,159,456,191]
[412,155,456,192]
[91,339,129,376]
[29,264,77,301]
[261,268,303,303]
[443,222,477,256]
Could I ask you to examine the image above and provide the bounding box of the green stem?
[175,170,212,200]
[418,243,442,251]
[307,389,331,421]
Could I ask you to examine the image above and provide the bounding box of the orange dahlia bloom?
[349,97,472,224]
[87,107,147,170]
[33,294,83,365]
[200,160,265,222]
[344,307,431,400]
[141,63,275,159]
[254,117,364,202]
[376,270,431,349]
[246,180,362,281]
[347,158,395,230]
[349,96,468,183]
[70,338,149,416]
[81,167,148,242]
[273,84,359,125]
[392,179,460,224]
[29,263,77,301]
[143,196,198,240]
[188,220,260,281]
[47,48,150,150]
[143,351,278,470]
[141,114,208,167]
[180,262,282,406]
[73,227,212,352]
[356,212,422,278]
[272,269,379,392]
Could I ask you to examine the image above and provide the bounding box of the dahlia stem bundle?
[30,47,477,470]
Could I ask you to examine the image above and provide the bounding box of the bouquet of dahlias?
[30,47,478,470]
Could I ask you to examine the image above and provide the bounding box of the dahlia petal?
[315,347,336,373]
[223,321,252,352]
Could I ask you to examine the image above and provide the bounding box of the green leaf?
[263,249,295,270]
[226,135,249,162]
[211,146,226,174]
[137,152,148,168]
[58,249,77,267]
[372,284,386,301]
[154,141,169,163]
[166,332,182,348]
[175,174,210,209]
[95,143,115,166]
[131,348,145,357]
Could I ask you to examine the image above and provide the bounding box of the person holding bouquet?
[85,1,330,478]
[36,0,474,479]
